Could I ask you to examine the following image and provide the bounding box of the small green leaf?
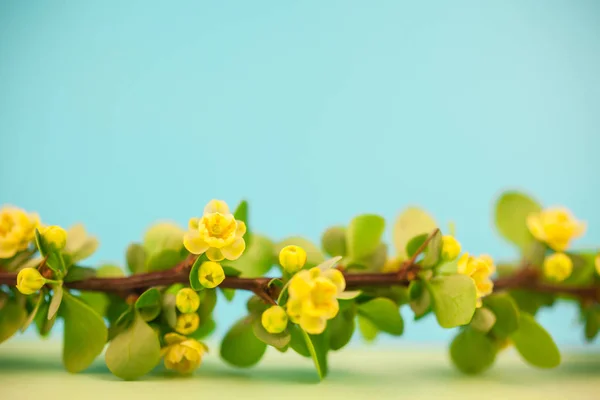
[337,290,362,300]
[450,327,497,374]
[495,191,541,251]
[228,234,274,277]
[143,222,184,255]
[0,301,27,343]
[189,256,204,291]
[21,292,45,332]
[328,306,356,350]
[301,330,329,380]
[483,293,520,339]
[427,275,477,328]
[34,299,56,337]
[346,214,385,260]
[509,289,555,315]
[35,228,67,276]
[289,323,310,357]
[409,280,431,319]
[222,266,242,277]
[190,318,216,339]
[252,318,291,349]
[357,298,403,335]
[584,308,600,342]
[220,317,267,367]
[78,292,109,317]
[470,307,496,333]
[220,288,236,302]
[96,264,125,278]
[233,200,251,246]
[511,312,560,369]
[126,243,147,274]
[406,234,428,258]
[421,230,442,268]
[197,289,217,321]
[105,312,161,380]
[62,292,108,373]
[48,284,63,320]
[393,207,437,258]
[146,249,185,272]
[357,314,379,342]
[64,266,96,282]
[321,226,347,257]
[135,288,161,321]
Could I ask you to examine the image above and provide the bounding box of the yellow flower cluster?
[457,253,495,307]
[161,333,207,374]
[0,206,40,259]
[527,207,585,252]
[543,253,573,282]
[286,265,346,334]
[183,200,246,262]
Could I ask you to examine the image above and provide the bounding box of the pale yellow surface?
[0,341,599,400]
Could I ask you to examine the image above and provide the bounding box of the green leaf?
[276,237,324,269]
[21,292,45,332]
[393,207,437,259]
[336,290,362,300]
[143,221,184,255]
[584,308,600,342]
[135,288,161,322]
[509,289,554,316]
[346,214,385,260]
[406,234,428,258]
[220,288,236,302]
[328,306,356,350]
[252,318,291,349]
[96,264,125,277]
[34,228,67,276]
[357,314,379,342]
[357,298,403,335]
[0,301,27,343]
[470,307,496,333]
[64,266,96,282]
[427,275,477,328]
[47,284,63,320]
[483,293,520,339]
[190,318,216,339]
[301,330,329,380]
[220,317,267,367]
[34,298,56,337]
[234,200,251,246]
[288,324,310,357]
[146,249,185,272]
[197,289,217,321]
[321,226,347,257]
[105,312,161,380]
[495,191,541,251]
[161,293,177,329]
[126,243,147,274]
[228,234,275,277]
[450,327,497,374]
[409,280,431,319]
[78,292,109,317]
[511,312,560,368]
[189,256,204,291]
[62,291,108,373]
[421,230,442,268]
[222,266,242,277]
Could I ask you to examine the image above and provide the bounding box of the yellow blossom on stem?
[441,235,461,261]
[526,207,586,252]
[279,245,307,274]
[285,265,346,334]
[261,305,288,334]
[457,253,495,307]
[41,225,67,250]
[543,253,573,282]
[198,261,225,289]
[161,333,207,374]
[16,267,46,295]
[176,288,200,313]
[183,200,246,262]
[0,206,40,259]
[175,313,200,335]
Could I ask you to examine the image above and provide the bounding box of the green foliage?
[47,284,63,320]
[301,329,329,380]
[421,230,442,268]
[220,317,266,367]
[510,313,560,369]
[357,298,403,335]
[105,312,161,380]
[450,327,497,374]
[126,243,147,274]
[189,256,204,291]
[393,207,437,258]
[62,292,108,373]
[406,233,428,258]
[321,226,347,257]
[427,275,477,328]
[346,214,385,260]
[469,307,496,333]
[0,300,27,344]
[509,289,554,316]
[252,318,290,349]
[233,200,251,245]
[483,293,520,339]
[584,307,600,341]
[495,191,541,251]
[357,314,379,342]
[135,288,162,321]
[34,228,67,276]
[328,306,356,350]
[21,292,44,332]
[288,323,310,357]
[227,234,274,277]
[409,280,431,319]
[64,266,96,282]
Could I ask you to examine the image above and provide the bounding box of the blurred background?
[1,0,599,346]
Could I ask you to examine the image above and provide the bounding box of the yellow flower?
[441,235,461,261]
[198,261,225,289]
[176,288,200,313]
[41,225,67,250]
[543,253,573,282]
[279,245,307,274]
[161,333,207,374]
[16,267,46,295]
[286,265,345,334]
[183,200,246,262]
[261,305,288,334]
[175,313,200,335]
[457,253,495,307]
[0,206,40,259]
[526,207,586,252]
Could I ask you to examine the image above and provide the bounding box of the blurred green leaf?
[21,292,45,332]
[421,230,442,268]
[220,317,267,367]
[495,191,541,251]
[511,312,560,368]
[135,288,161,322]
[393,207,437,259]
[143,222,184,255]
[233,200,251,246]
[161,293,177,329]
[427,275,477,328]
[450,327,497,374]
[34,228,67,276]
[220,288,236,302]
[346,214,385,260]
[470,307,496,333]
[509,289,554,316]
[288,324,310,357]
[358,298,403,335]
[189,256,204,291]
[301,330,329,380]
[328,306,356,350]
[126,243,147,275]
[321,226,347,257]
[47,284,63,320]
[484,293,520,339]
[406,234,428,258]
[146,249,185,272]
[229,234,274,277]
[64,266,96,282]
[0,300,27,343]
[357,314,379,342]
[584,308,600,342]
[409,280,431,319]
[252,318,290,349]
[97,264,125,278]
[79,292,109,317]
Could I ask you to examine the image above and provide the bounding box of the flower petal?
[203,199,230,215]
[300,314,327,335]
[526,213,545,241]
[188,217,200,230]
[221,238,245,261]
[183,231,209,255]
[235,221,247,238]
[206,247,224,262]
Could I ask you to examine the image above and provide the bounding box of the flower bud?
[16,267,46,295]
[198,261,225,289]
[441,235,461,261]
[175,312,200,335]
[279,245,307,274]
[543,253,573,282]
[261,305,288,334]
[41,225,67,250]
[176,288,200,313]
[321,227,347,257]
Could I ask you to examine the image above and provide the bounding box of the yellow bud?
[279,245,307,273]
[543,253,573,282]
[41,225,67,250]
[16,268,46,295]
[176,288,200,313]
[441,235,461,261]
[175,312,200,335]
[261,305,288,334]
[198,261,225,289]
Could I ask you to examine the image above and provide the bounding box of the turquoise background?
[1,1,599,345]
